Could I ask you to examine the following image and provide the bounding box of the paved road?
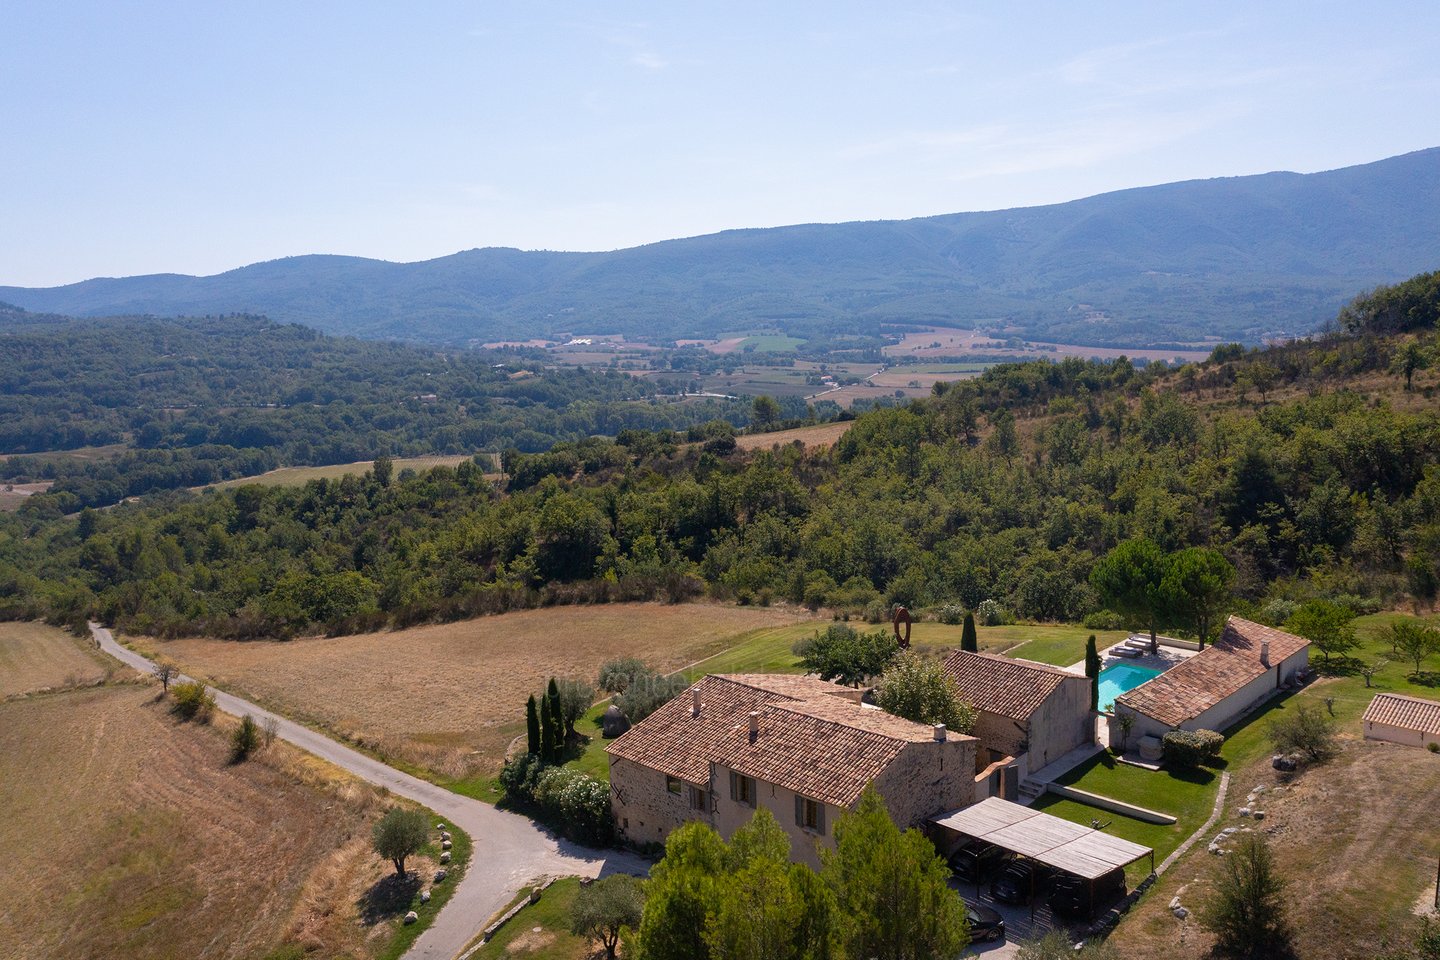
[91,623,648,960]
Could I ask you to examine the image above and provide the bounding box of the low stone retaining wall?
[473,877,558,951]
[1044,783,1177,824]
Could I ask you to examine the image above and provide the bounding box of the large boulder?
[602,704,631,739]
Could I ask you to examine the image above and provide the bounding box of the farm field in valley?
[0,680,404,960]
[202,453,494,490]
[129,602,820,780]
[882,325,1214,364]
[0,621,111,698]
[0,481,53,511]
[734,420,854,451]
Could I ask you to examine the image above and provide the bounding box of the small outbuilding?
[1363,692,1440,749]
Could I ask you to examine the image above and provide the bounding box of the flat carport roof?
[931,797,1154,879]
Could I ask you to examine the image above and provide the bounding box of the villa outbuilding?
[1111,616,1309,748]
[1363,692,1440,749]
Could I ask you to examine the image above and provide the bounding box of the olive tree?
[571,875,644,959]
[371,807,429,878]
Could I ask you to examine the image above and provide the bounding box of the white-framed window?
[794,795,826,834]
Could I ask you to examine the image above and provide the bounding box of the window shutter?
[817,802,826,835]
[794,794,803,826]
[729,771,738,800]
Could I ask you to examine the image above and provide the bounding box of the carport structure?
[932,797,1154,915]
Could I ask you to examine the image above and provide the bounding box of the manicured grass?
[564,705,613,783]
[377,819,473,960]
[679,624,815,678]
[674,619,1109,681]
[1047,752,1220,863]
[1003,625,1128,667]
[471,877,591,960]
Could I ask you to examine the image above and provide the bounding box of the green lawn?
[673,620,1117,680]
[988,625,1128,667]
[471,877,590,960]
[1044,751,1220,864]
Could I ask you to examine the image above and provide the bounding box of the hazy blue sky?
[3,2,1438,286]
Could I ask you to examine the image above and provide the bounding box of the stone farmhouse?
[606,673,977,867]
[1111,616,1310,748]
[942,650,1094,783]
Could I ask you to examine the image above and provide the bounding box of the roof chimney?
[1260,641,1270,667]
[748,711,760,742]
[933,723,947,742]
[692,686,702,717]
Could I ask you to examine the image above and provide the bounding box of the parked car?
[949,842,1008,882]
[962,900,1005,942]
[990,858,1050,904]
[1049,868,1126,918]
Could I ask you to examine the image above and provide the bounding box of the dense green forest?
[4,149,1438,347]
[0,310,746,512]
[4,272,1437,639]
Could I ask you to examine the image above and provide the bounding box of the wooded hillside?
[5,274,1437,639]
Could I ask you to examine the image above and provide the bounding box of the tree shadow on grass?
[1317,655,1365,677]
[1409,670,1440,688]
[357,871,421,925]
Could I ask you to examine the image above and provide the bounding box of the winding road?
[90,623,648,960]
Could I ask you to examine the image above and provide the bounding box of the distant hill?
[5,148,1440,347]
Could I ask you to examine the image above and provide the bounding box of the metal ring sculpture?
[892,605,912,649]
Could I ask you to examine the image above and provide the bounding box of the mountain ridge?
[5,147,1439,347]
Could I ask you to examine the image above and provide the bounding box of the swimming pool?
[1096,663,1163,712]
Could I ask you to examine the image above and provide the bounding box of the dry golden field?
[0,480,53,511]
[0,682,411,960]
[202,454,493,491]
[0,621,112,698]
[132,602,820,778]
[1110,732,1440,960]
[735,420,853,451]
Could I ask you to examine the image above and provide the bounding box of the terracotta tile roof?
[723,707,910,808]
[605,673,967,807]
[711,674,867,702]
[1115,617,1310,727]
[942,650,1082,721]
[1364,693,1440,735]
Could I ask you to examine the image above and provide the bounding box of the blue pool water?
[1097,663,1163,712]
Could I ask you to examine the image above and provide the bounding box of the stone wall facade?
[609,756,711,847]
[614,734,977,868]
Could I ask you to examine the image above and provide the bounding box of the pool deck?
[1064,636,1199,675]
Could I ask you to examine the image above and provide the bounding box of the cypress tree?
[547,677,564,758]
[961,612,978,653]
[539,693,555,763]
[1084,634,1101,711]
[526,694,541,755]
